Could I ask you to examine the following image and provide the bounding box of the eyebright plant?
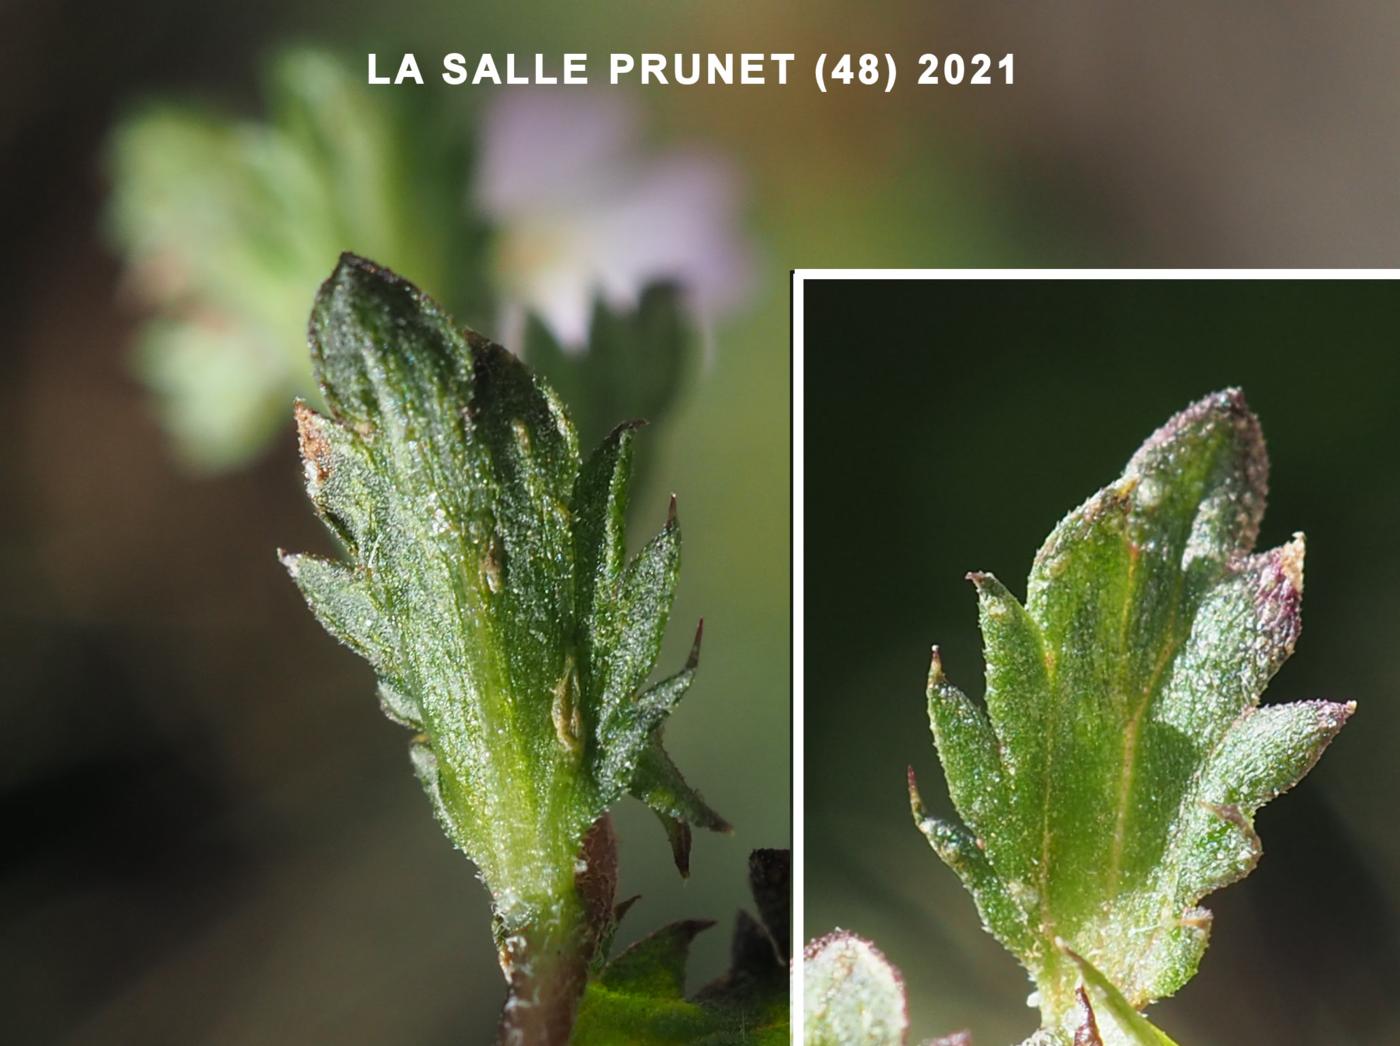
[281,254,730,1043]
[106,49,730,472]
[808,391,1352,1046]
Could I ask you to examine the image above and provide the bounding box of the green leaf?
[803,930,908,1046]
[1059,942,1180,1046]
[574,849,790,1045]
[526,283,696,453]
[916,390,1352,1041]
[630,732,733,876]
[107,48,490,470]
[282,255,724,1032]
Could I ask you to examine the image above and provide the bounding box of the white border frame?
[789,266,1400,1042]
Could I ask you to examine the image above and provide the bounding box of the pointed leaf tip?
[927,645,945,685]
[599,918,716,999]
[628,739,731,872]
[660,814,694,877]
[687,618,704,669]
[308,250,468,432]
[614,894,641,925]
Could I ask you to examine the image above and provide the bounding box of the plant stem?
[495,815,617,1045]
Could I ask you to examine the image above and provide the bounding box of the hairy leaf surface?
[283,255,722,937]
[913,390,1351,1042]
[803,931,908,1046]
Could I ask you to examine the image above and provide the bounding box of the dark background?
[803,279,1400,1045]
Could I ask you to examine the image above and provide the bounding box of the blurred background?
[804,279,1400,1045]
[7,3,801,1044]
[6,0,1400,1042]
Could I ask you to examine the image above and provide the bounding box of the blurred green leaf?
[108,48,490,470]
[913,389,1352,1042]
[282,255,722,1036]
[575,849,790,1045]
[526,282,697,491]
[803,930,907,1046]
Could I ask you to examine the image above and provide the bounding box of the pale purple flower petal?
[475,89,752,352]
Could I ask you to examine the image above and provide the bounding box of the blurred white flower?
[475,90,752,351]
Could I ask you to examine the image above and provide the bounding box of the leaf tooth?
[410,739,474,857]
[1125,387,1267,567]
[1210,699,1353,811]
[925,646,1008,837]
[280,551,390,669]
[655,813,694,877]
[291,400,381,551]
[1157,534,1308,749]
[614,894,641,925]
[294,399,334,489]
[1029,479,1136,596]
[309,253,470,433]
[377,679,422,729]
[468,330,580,494]
[572,421,641,649]
[910,769,1033,955]
[1132,905,1211,1008]
[1249,533,1306,658]
[595,501,682,724]
[1164,700,1352,924]
[747,849,791,963]
[627,737,730,877]
[685,616,703,669]
[966,573,1051,757]
[1199,801,1263,883]
[598,918,716,997]
[601,620,703,778]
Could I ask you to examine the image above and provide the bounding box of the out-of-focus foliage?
[525,283,694,453]
[282,255,725,1036]
[107,49,490,469]
[914,390,1350,1044]
[574,849,790,1045]
[803,931,908,1046]
[106,49,747,472]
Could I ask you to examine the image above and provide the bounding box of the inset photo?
[798,274,1398,1046]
